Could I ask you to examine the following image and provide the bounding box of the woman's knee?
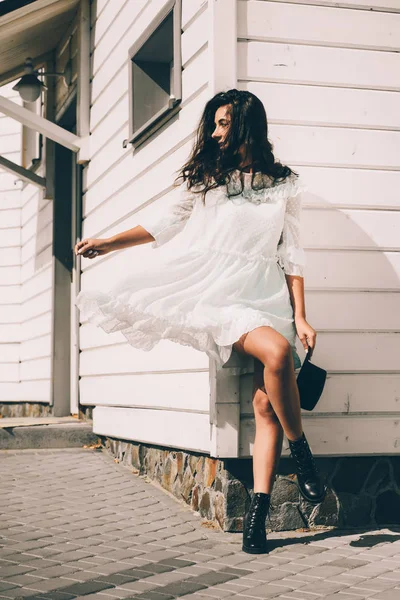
[259,339,292,374]
[253,388,279,421]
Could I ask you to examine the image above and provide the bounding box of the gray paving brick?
[297,565,349,579]
[0,565,36,577]
[19,576,78,592]
[0,582,19,593]
[321,595,373,600]
[240,582,295,597]
[3,451,400,600]
[27,563,83,578]
[369,590,400,600]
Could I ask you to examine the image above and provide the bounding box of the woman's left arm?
[276,183,316,356]
[285,275,316,356]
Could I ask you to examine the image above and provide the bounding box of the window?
[128,0,182,146]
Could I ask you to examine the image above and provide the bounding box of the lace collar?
[224,170,306,205]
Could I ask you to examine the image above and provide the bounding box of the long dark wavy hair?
[175,89,298,202]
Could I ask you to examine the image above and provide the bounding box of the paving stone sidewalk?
[1,448,400,600]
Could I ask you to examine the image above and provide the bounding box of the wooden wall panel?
[78,0,212,444]
[0,83,21,396]
[237,0,400,456]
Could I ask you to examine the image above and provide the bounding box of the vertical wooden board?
[0,209,20,229]
[305,251,400,290]
[292,332,400,372]
[0,344,19,363]
[21,289,53,322]
[0,364,19,383]
[22,313,52,341]
[268,124,400,169]
[182,0,206,29]
[240,416,400,457]
[273,1,400,11]
[238,41,400,89]
[22,201,53,244]
[0,305,20,323]
[79,371,209,411]
[0,228,20,246]
[300,167,400,210]
[241,373,400,415]
[83,133,194,223]
[238,0,400,50]
[22,265,52,302]
[21,224,52,265]
[303,209,400,250]
[0,285,20,305]
[0,380,51,402]
[20,357,51,381]
[240,81,400,130]
[0,190,21,210]
[0,266,20,285]
[0,134,21,155]
[20,334,51,362]
[79,339,209,374]
[0,247,20,266]
[305,291,400,330]
[93,406,211,453]
[21,245,52,282]
[0,323,21,343]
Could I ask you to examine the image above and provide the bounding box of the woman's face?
[211,104,231,150]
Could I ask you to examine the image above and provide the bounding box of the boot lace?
[291,439,319,478]
[246,496,270,535]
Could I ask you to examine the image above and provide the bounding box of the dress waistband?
[192,245,279,264]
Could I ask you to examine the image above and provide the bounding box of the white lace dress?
[76,170,307,371]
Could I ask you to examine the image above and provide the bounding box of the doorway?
[52,98,82,416]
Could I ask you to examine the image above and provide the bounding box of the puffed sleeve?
[277,188,306,277]
[139,183,197,249]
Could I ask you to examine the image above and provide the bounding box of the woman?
[75,89,326,555]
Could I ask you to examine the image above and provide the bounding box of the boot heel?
[242,492,270,554]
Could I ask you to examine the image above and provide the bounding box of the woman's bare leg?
[251,359,284,494]
[233,326,303,443]
[234,326,326,512]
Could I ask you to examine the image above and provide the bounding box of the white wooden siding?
[83,0,211,451]
[237,0,400,456]
[55,13,79,118]
[19,180,53,404]
[0,84,21,397]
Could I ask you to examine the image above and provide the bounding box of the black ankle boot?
[242,492,270,554]
[288,432,326,503]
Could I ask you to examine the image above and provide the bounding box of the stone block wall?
[0,403,52,418]
[103,436,400,531]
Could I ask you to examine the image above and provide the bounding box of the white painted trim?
[207,0,239,457]
[0,155,46,189]
[0,95,81,153]
[77,0,91,164]
[209,357,241,457]
[208,0,237,96]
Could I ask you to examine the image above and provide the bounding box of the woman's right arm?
[75,182,197,259]
[75,226,154,258]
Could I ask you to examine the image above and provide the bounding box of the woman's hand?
[294,316,316,357]
[75,238,111,259]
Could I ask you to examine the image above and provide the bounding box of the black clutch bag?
[296,348,327,411]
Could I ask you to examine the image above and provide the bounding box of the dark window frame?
[127,0,182,147]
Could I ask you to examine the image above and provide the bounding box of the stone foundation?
[103,437,400,532]
[0,403,52,419]
[78,406,94,421]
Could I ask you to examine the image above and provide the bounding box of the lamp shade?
[12,73,45,103]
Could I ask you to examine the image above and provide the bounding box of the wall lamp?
[12,57,72,103]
